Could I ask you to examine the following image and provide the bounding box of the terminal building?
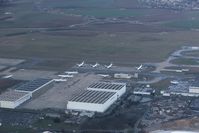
[15,78,54,98]
[67,82,126,113]
[0,90,31,109]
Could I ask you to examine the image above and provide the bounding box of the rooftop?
[0,90,29,101]
[88,82,125,90]
[69,90,116,104]
[15,78,52,92]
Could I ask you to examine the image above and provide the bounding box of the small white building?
[114,73,132,79]
[87,82,126,97]
[0,90,31,109]
[133,87,155,95]
[67,90,117,113]
[189,83,199,94]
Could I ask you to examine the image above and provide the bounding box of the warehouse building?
[87,82,126,97]
[0,90,31,109]
[67,82,126,112]
[15,78,54,98]
[67,90,117,112]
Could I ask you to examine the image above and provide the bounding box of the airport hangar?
[0,78,54,109]
[15,78,54,98]
[67,82,126,113]
[0,90,31,109]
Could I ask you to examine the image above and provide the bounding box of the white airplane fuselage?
[137,64,143,70]
[77,61,84,67]
[106,63,113,69]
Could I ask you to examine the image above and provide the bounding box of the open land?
[1,0,199,133]
[1,0,199,71]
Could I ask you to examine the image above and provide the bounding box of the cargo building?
[67,82,126,112]
[15,78,54,98]
[0,90,31,109]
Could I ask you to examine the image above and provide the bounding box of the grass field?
[1,30,199,70]
[165,19,199,29]
[171,58,199,65]
[0,0,199,70]
[61,8,145,18]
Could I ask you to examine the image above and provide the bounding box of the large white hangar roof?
[15,78,53,92]
[88,82,125,90]
[69,90,116,104]
[0,90,28,102]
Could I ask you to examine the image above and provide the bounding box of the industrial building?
[133,87,155,95]
[15,78,54,98]
[0,90,31,109]
[87,82,126,97]
[67,82,126,112]
[114,73,138,79]
[67,90,117,112]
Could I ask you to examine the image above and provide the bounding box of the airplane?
[170,80,179,84]
[58,75,74,78]
[54,79,67,81]
[136,64,143,70]
[106,63,113,69]
[3,75,13,79]
[176,70,183,73]
[92,62,99,68]
[77,61,85,67]
[65,71,78,74]
[97,74,110,77]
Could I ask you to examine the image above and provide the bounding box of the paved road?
[152,46,199,73]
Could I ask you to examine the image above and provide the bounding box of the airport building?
[87,82,126,97]
[67,90,117,112]
[161,81,199,97]
[67,82,126,112]
[15,78,54,98]
[189,83,199,94]
[114,73,132,79]
[0,90,31,109]
[133,87,155,95]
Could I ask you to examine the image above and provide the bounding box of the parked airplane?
[136,64,143,70]
[92,62,99,68]
[170,80,179,84]
[65,71,78,74]
[106,63,113,69]
[54,79,67,82]
[58,75,74,78]
[3,75,13,79]
[97,74,110,77]
[77,61,84,67]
